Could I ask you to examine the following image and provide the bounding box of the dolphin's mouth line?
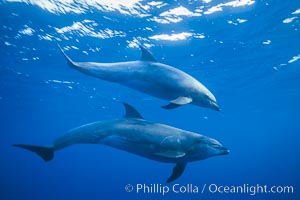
[219,147,230,155]
[210,100,220,111]
[223,149,230,155]
[212,145,230,155]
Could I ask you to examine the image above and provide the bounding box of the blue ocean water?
[1,0,299,199]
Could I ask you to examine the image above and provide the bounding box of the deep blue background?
[1,0,299,199]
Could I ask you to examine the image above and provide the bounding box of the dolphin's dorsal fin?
[167,162,187,183]
[139,45,157,62]
[123,102,144,119]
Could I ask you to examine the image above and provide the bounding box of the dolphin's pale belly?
[54,118,197,163]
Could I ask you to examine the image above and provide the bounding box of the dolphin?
[13,103,228,182]
[58,45,220,111]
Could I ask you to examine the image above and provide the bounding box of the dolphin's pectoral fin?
[171,96,193,105]
[162,103,182,109]
[162,97,192,109]
[122,102,144,119]
[13,144,54,162]
[139,45,157,62]
[155,151,186,158]
[167,162,187,183]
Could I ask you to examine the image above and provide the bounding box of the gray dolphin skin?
[59,45,220,111]
[13,103,228,182]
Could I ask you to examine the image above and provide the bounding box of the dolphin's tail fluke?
[13,144,54,162]
[57,44,77,68]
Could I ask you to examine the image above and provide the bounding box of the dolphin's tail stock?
[57,44,77,68]
[13,144,54,162]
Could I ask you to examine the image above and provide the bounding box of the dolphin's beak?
[210,101,220,111]
[219,146,230,155]
[224,149,230,155]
